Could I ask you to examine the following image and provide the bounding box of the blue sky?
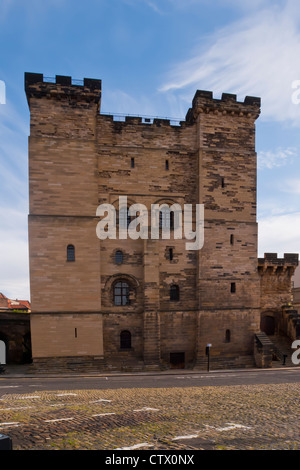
[1,0,300,300]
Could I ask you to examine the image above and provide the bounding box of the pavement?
[1,364,300,450]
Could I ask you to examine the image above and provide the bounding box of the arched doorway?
[261,315,275,335]
[0,340,6,364]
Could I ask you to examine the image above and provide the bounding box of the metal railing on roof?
[101,112,183,126]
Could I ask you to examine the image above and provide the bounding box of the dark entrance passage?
[170,352,185,369]
[261,315,275,335]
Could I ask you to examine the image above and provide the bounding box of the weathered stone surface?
[25,73,298,371]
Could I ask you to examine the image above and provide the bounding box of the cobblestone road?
[1,383,300,450]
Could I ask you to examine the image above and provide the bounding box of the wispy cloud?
[281,178,300,195]
[258,147,297,170]
[159,1,300,125]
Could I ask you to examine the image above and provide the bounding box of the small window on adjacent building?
[115,250,123,264]
[231,282,236,293]
[67,244,75,262]
[170,284,180,301]
[225,329,231,343]
[120,330,131,349]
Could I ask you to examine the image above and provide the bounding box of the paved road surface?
[1,367,300,451]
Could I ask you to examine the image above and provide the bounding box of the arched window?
[225,329,231,343]
[159,208,174,230]
[120,330,131,349]
[67,244,75,262]
[118,207,131,228]
[115,250,123,264]
[170,284,180,301]
[114,281,130,306]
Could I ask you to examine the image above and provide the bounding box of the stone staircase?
[268,334,299,367]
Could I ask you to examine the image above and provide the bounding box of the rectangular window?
[231,282,236,293]
[165,159,169,170]
[131,157,135,168]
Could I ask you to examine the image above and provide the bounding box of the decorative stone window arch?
[153,198,181,233]
[112,197,137,229]
[104,273,140,308]
[113,280,130,306]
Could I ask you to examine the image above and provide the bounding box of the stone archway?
[261,315,276,336]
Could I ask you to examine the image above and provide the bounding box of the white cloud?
[258,211,300,257]
[258,147,297,170]
[0,207,29,300]
[160,1,300,125]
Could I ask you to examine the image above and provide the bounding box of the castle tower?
[188,91,262,367]
[25,73,104,369]
[25,72,263,372]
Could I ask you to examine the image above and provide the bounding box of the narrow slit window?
[221,177,225,188]
[131,157,135,168]
[230,234,234,245]
[170,284,180,301]
[231,282,236,293]
[225,329,231,343]
[75,328,77,338]
[169,248,173,261]
[67,244,75,262]
[165,159,169,170]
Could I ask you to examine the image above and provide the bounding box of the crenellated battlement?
[25,72,101,110]
[258,253,299,273]
[186,89,261,122]
[25,72,261,129]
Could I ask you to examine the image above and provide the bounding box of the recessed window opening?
[120,330,131,349]
[169,248,173,261]
[131,157,135,168]
[75,328,77,338]
[165,159,169,170]
[225,329,231,342]
[170,284,180,301]
[230,234,234,245]
[67,244,75,262]
[231,282,236,293]
[119,207,131,228]
[115,250,123,264]
[114,281,130,306]
[221,177,225,188]
[159,209,175,230]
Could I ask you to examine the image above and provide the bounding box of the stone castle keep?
[25,72,298,372]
